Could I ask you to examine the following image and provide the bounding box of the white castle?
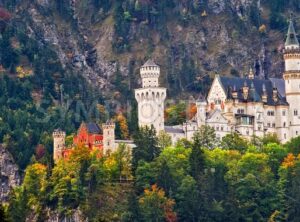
[135,19,300,144]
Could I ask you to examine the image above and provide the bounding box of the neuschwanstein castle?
[53,19,300,162]
[135,19,300,144]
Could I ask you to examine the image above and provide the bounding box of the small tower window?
[294,110,298,116]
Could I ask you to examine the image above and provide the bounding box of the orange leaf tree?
[139,184,177,222]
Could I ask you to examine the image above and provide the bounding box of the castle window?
[272,123,275,128]
[296,131,298,136]
[284,134,286,139]
[267,123,271,127]
[282,110,286,116]
[284,122,286,127]
[267,111,275,116]
[237,109,244,114]
[294,110,298,116]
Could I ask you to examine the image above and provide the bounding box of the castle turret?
[102,120,116,154]
[135,59,166,134]
[196,99,207,127]
[283,18,300,138]
[242,81,249,100]
[53,129,66,163]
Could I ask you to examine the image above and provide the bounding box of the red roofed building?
[53,121,117,163]
[73,122,103,152]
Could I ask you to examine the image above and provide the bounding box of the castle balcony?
[284,48,300,54]
[235,114,254,126]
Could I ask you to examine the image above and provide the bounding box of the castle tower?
[283,18,300,138]
[196,100,207,127]
[102,120,116,154]
[135,59,166,134]
[53,129,66,163]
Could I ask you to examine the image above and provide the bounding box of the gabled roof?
[218,76,288,106]
[207,109,229,123]
[87,122,102,134]
[285,19,299,47]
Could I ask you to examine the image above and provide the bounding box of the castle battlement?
[53,130,66,138]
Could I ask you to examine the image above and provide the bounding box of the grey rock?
[0,145,21,203]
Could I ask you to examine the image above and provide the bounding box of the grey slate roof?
[285,19,299,46]
[142,59,158,67]
[87,123,102,134]
[164,126,184,134]
[219,76,288,106]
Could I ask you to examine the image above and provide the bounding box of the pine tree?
[189,131,206,180]
[132,126,159,173]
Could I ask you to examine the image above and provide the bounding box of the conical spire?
[285,18,299,48]
[142,59,158,67]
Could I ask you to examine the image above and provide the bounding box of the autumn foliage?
[0,8,11,20]
[139,184,177,222]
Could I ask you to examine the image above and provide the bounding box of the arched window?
[294,110,298,116]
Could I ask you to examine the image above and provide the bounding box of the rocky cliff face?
[0,0,298,97]
[26,208,87,222]
[0,145,21,203]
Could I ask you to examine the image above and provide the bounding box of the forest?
[0,0,300,221]
[1,126,300,221]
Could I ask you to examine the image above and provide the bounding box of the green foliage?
[193,125,218,149]
[157,131,172,149]
[261,133,280,145]
[165,102,187,125]
[189,132,205,181]
[0,27,105,169]
[221,132,249,153]
[7,187,29,222]
[0,31,19,72]
[132,126,160,172]
[175,175,200,221]
[138,184,176,222]
[285,136,300,154]
[0,204,9,222]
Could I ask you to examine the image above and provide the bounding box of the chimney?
[242,81,249,100]
[273,87,278,103]
[262,83,268,103]
[231,85,239,104]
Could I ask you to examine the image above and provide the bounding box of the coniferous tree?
[189,131,205,181]
[132,126,159,173]
[176,176,201,222]
[156,159,175,196]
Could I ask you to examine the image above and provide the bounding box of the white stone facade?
[136,20,300,145]
[135,60,166,134]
